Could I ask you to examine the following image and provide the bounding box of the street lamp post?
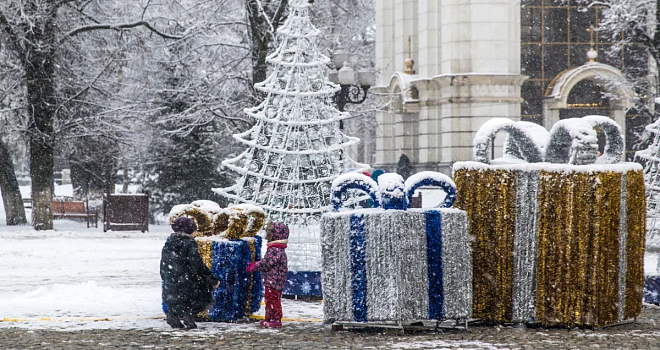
[328,46,375,128]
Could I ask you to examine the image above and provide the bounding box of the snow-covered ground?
[0,221,323,331]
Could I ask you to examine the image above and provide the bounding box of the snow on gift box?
[163,201,265,322]
[321,172,472,323]
[453,116,645,328]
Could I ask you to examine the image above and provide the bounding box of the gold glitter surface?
[625,170,646,319]
[243,212,266,238]
[196,240,213,270]
[213,213,230,235]
[244,239,257,315]
[536,170,568,325]
[536,171,621,327]
[183,208,214,235]
[593,171,621,327]
[196,310,210,320]
[225,209,249,240]
[455,168,516,322]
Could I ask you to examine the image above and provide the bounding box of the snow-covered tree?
[140,62,233,219]
[214,0,368,270]
[0,137,25,225]
[0,1,197,229]
[0,0,252,229]
[570,0,656,120]
[0,0,376,228]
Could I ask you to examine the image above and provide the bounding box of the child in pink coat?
[247,222,289,328]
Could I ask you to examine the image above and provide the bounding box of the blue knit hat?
[171,216,198,234]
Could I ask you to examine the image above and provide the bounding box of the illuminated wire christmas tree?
[637,119,660,240]
[214,0,367,272]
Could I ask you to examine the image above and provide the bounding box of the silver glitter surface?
[512,170,540,323]
[618,173,628,322]
[440,209,473,319]
[365,211,403,321]
[392,210,429,321]
[321,214,353,323]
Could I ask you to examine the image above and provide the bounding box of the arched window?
[560,80,610,120]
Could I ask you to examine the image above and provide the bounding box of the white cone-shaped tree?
[214,0,368,271]
[637,119,660,239]
[637,118,660,273]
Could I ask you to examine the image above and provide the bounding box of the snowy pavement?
[2,308,660,349]
[0,221,323,331]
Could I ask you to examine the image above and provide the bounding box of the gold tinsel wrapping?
[243,212,266,238]
[625,170,646,319]
[593,172,621,327]
[570,172,597,326]
[224,209,249,240]
[183,208,214,235]
[458,165,640,327]
[213,213,230,235]
[536,170,574,326]
[455,168,516,322]
[195,240,214,320]
[196,239,214,270]
[535,171,621,327]
[244,238,257,315]
[197,310,210,320]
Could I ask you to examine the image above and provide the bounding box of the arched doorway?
[562,80,611,153]
[543,62,634,145]
[560,80,611,120]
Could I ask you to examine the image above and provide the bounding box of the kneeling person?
[161,217,219,329]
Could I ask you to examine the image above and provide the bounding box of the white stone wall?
[440,0,521,75]
[375,0,396,86]
[418,0,440,78]
[394,0,418,74]
[374,0,526,172]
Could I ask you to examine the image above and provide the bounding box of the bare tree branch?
[63,20,184,41]
[0,10,27,66]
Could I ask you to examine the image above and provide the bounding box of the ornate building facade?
[373,0,647,174]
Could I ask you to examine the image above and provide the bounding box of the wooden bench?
[53,198,98,228]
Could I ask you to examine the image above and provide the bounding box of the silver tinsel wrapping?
[364,210,398,321]
[364,211,429,321]
[618,173,628,322]
[437,209,473,319]
[388,211,429,321]
[321,208,472,323]
[321,214,353,323]
[512,170,539,323]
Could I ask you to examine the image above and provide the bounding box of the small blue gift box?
[163,236,263,322]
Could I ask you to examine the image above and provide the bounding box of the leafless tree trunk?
[0,2,60,229]
[0,138,26,225]
[247,0,289,85]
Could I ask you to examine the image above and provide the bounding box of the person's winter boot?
[259,319,268,327]
[181,312,197,329]
[264,320,282,328]
[166,311,184,329]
